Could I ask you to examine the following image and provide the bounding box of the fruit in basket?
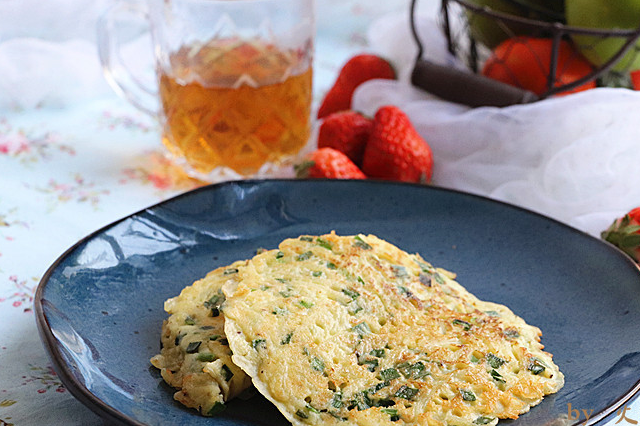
[295,147,366,179]
[481,37,596,95]
[317,111,372,166]
[632,70,640,89]
[466,0,565,48]
[362,106,433,184]
[317,54,396,119]
[566,0,640,72]
[602,207,640,263]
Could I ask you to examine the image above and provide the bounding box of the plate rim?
[34,178,640,426]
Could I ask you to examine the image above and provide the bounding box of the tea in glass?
[159,38,312,176]
[98,0,315,180]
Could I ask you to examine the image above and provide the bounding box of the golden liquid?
[159,38,312,176]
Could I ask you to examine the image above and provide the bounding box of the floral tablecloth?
[1,0,638,425]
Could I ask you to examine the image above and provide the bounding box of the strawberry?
[317,111,372,166]
[361,105,434,183]
[602,207,640,263]
[317,54,396,119]
[632,70,640,90]
[295,147,366,180]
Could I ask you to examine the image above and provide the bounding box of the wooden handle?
[411,59,539,108]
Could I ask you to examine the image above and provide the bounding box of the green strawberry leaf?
[620,234,640,249]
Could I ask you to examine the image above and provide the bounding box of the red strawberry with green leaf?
[317,54,396,119]
[362,105,434,183]
[317,111,372,166]
[602,207,640,263]
[295,147,366,180]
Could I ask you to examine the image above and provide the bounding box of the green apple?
[466,0,565,48]
[566,0,640,71]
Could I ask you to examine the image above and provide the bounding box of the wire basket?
[409,0,640,106]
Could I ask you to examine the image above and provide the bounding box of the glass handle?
[97,1,158,116]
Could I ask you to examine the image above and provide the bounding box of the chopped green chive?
[460,389,476,401]
[397,361,429,379]
[219,338,229,346]
[504,329,520,339]
[474,416,494,424]
[354,235,372,250]
[197,353,216,362]
[381,408,400,421]
[312,271,322,277]
[207,402,226,416]
[370,349,386,358]
[223,268,238,275]
[310,356,325,372]
[528,358,547,375]
[316,237,333,250]
[296,251,313,261]
[452,319,472,331]
[221,364,234,381]
[358,358,379,372]
[175,333,185,346]
[342,288,360,299]
[299,300,314,309]
[357,276,366,285]
[491,369,505,383]
[276,251,285,259]
[279,288,293,298]
[394,385,419,400]
[348,391,373,411]
[351,322,371,337]
[209,334,221,341]
[372,381,391,393]
[184,316,196,325]
[487,353,505,369]
[306,404,320,414]
[347,300,363,315]
[272,307,288,315]
[295,409,309,419]
[186,341,201,353]
[281,332,293,345]
[398,285,412,296]
[252,338,266,350]
[204,294,223,309]
[392,265,409,278]
[327,262,338,270]
[419,273,432,287]
[380,368,401,381]
[300,236,314,242]
[331,391,343,408]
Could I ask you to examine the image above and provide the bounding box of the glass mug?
[98,0,315,180]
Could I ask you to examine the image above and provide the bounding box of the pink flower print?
[120,150,205,191]
[0,129,74,163]
[0,132,30,156]
[24,364,65,394]
[1,275,36,313]
[31,174,109,209]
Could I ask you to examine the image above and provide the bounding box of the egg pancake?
[150,261,252,416]
[222,233,564,426]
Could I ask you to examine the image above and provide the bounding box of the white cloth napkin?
[355,12,640,238]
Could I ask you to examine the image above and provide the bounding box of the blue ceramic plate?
[36,180,640,426]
